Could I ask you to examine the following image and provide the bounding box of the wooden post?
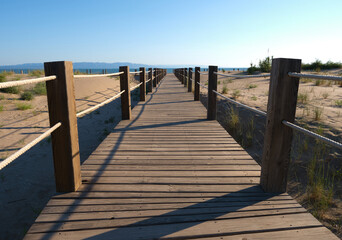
[153,68,157,87]
[119,66,131,120]
[184,68,187,87]
[188,67,192,92]
[194,67,200,101]
[139,67,146,101]
[148,68,153,92]
[207,66,217,120]
[260,58,301,193]
[44,61,81,192]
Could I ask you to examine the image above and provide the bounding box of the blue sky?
[0,0,341,67]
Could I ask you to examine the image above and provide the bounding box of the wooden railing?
[174,58,342,193]
[0,61,166,192]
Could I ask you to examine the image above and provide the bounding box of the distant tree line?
[247,57,341,74]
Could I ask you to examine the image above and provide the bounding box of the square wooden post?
[260,58,301,193]
[148,68,153,92]
[207,65,217,120]
[139,67,146,101]
[119,66,131,120]
[188,67,193,92]
[153,68,157,87]
[194,67,200,101]
[184,68,187,87]
[44,61,81,192]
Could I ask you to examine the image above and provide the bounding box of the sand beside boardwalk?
[0,74,140,239]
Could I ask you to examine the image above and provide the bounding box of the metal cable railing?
[0,122,62,170]
[214,72,270,78]
[288,72,342,82]
[213,90,267,116]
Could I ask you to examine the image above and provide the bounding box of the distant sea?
[1,68,247,74]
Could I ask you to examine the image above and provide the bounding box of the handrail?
[0,75,56,89]
[197,81,208,89]
[282,120,342,150]
[0,122,62,170]
[214,72,270,78]
[130,82,143,91]
[213,90,267,116]
[288,72,342,82]
[76,90,125,117]
[74,72,124,78]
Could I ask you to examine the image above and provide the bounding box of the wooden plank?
[44,61,81,192]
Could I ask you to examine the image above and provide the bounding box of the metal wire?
[288,72,342,82]
[0,122,62,171]
[197,71,208,75]
[74,72,124,78]
[213,90,267,116]
[76,90,125,117]
[282,120,342,150]
[214,72,270,78]
[197,82,208,89]
[0,75,56,89]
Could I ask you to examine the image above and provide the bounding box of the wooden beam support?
[148,68,153,92]
[188,67,193,92]
[44,61,81,192]
[119,66,131,120]
[194,67,200,101]
[207,66,217,120]
[260,58,301,193]
[139,67,146,101]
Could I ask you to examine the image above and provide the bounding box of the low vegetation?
[20,91,34,101]
[221,85,228,94]
[247,56,272,74]
[29,70,44,77]
[302,60,342,71]
[16,102,32,110]
[32,82,47,95]
[0,105,3,112]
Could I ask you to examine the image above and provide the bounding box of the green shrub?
[335,100,342,107]
[247,63,258,75]
[0,95,4,100]
[302,60,342,71]
[0,105,3,112]
[232,90,241,99]
[298,92,309,104]
[221,85,228,94]
[21,91,34,101]
[258,56,271,72]
[33,82,47,95]
[16,102,32,110]
[29,70,44,77]
[0,73,20,94]
[248,84,257,89]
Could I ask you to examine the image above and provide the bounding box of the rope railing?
[197,81,208,89]
[214,72,271,78]
[198,71,208,75]
[282,120,342,150]
[130,82,143,91]
[146,78,151,83]
[0,122,62,170]
[0,75,56,89]
[74,72,124,79]
[213,90,267,116]
[129,71,143,74]
[76,90,125,117]
[288,72,342,82]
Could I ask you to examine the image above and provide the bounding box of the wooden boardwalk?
[25,74,337,239]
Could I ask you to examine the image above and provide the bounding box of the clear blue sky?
[1,0,341,67]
